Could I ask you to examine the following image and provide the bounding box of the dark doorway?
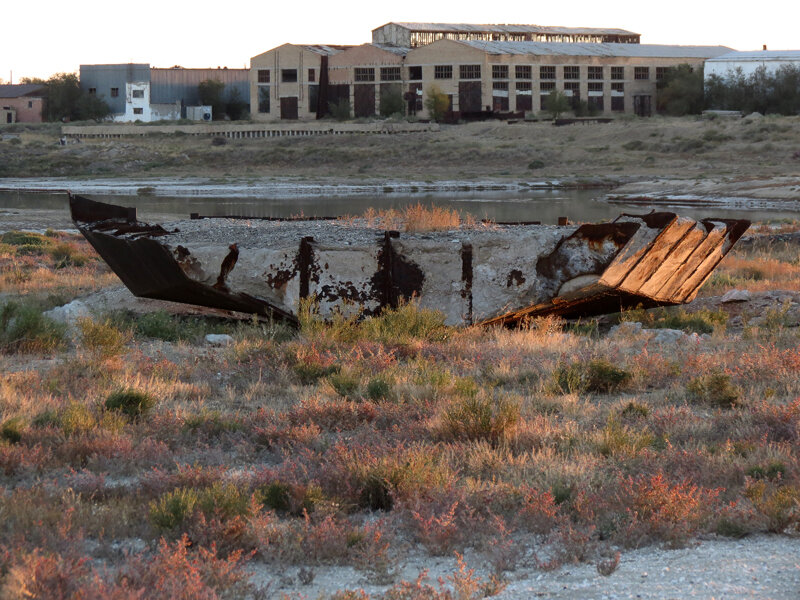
[458,81,482,114]
[633,95,652,117]
[280,97,298,120]
[354,84,375,118]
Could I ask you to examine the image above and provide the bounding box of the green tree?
[544,90,569,120]
[379,84,404,117]
[657,64,705,115]
[198,79,226,120]
[423,85,449,122]
[225,87,248,121]
[21,73,109,122]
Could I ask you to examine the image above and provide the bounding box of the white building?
[705,50,800,79]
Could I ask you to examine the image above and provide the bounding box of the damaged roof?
[459,40,734,58]
[374,22,639,36]
[0,84,47,98]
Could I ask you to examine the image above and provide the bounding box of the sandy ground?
[246,534,800,599]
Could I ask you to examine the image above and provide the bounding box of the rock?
[650,328,686,344]
[44,300,91,325]
[721,289,751,303]
[609,321,644,338]
[744,112,764,120]
[205,333,234,346]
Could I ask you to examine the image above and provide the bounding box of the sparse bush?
[551,358,632,394]
[135,310,182,341]
[424,85,450,122]
[329,99,352,121]
[0,301,66,354]
[105,389,157,420]
[328,371,360,398]
[686,372,741,407]
[78,316,132,357]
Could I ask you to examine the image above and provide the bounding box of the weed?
[105,388,157,420]
[328,371,361,398]
[621,306,727,334]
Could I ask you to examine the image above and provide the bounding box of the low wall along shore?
[61,122,439,139]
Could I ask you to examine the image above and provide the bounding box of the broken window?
[258,86,270,113]
[634,67,650,80]
[88,87,96,95]
[611,96,625,111]
[132,89,144,99]
[540,66,555,80]
[110,88,119,97]
[588,96,604,111]
[281,69,298,83]
[355,68,375,82]
[257,69,270,83]
[492,65,509,79]
[28,101,33,108]
[492,81,509,111]
[515,65,532,80]
[459,64,481,79]
[564,82,580,108]
[588,82,603,92]
[308,68,316,82]
[588,66,603,80]
[133,107,143,115]
[434,65,453,79]
[563,66,580,80]
[656,67,667,81]
[381,66,401,81]
[515,81,532,111]
[408,66,422,81]
[539,81,555,92]
[611,66,624,80]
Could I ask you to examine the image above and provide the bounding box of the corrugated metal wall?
[150,68,249,105]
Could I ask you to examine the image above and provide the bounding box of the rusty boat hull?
[69,194,749,327]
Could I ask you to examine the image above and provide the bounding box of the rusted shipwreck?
[69,194,749,327]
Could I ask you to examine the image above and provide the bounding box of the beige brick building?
[249,30,731,120]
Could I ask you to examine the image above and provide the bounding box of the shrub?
[135,310,182,341]
[48,242,88,268]
[622,306,727,334]
[441,393,520,444]
[366,377,393,401]
[78,316,132,357]
[60,403,97,436]
[150,488,200,531]
[0,417,25,444]
[361,300,449,344]
[686,372,741,407]
[105,389,157,420]
[329,99,351,121]
[424,85,450,122]
[0,231,51,247]
[328,371,360,398]
[527,159,545,170]
[0,301,66,354]
[379,85,405,117]
[551,359,632,394]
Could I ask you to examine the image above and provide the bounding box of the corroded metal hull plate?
[69,194,749,327]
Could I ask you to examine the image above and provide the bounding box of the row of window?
[259,65,672,85]
[490,81,625,92]
[87,87,146,98]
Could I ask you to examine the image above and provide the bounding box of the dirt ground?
[1,115,799,187]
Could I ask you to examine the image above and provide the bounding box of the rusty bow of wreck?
[69,194,749,327]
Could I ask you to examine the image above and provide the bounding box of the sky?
[2,0,798,82]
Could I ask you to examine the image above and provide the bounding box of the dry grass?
[349,203,476,232]
[0,224,799,598]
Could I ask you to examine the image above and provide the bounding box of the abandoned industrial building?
[371,22,641,48]
[79,64,249,122]
[249,35,731,121]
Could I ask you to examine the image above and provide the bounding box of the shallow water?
[0,188,798,226]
